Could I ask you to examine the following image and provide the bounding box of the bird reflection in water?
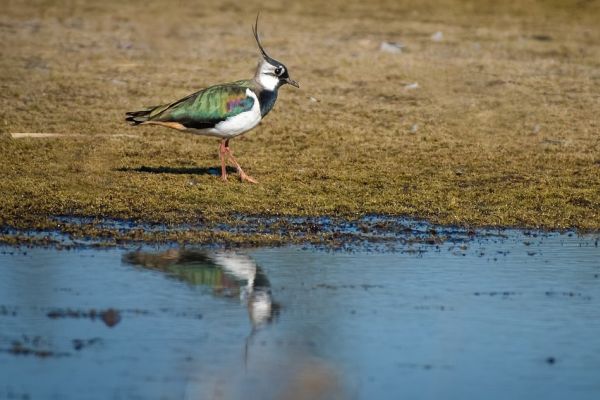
[122,248,280,332]
[123,248,342,399]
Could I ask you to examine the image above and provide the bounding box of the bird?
[125,15,298,184]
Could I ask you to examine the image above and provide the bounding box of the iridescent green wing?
[149,81,255,129]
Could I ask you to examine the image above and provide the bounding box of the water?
[0,231,599,399]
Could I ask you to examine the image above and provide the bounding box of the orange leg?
[218,139,258,184]
[218,140,228,181]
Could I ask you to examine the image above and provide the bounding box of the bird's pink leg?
[223,139,258,184]
[218,140,228,181]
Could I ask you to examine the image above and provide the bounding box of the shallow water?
[1,231,599,400]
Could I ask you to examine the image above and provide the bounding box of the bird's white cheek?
[258,74,279,91]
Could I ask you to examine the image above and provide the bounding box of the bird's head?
[252,15,299,91]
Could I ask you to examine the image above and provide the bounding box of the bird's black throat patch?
[258,89,278,117]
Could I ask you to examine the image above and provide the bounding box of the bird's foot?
[239,172,258,184]
[218,139,257,183]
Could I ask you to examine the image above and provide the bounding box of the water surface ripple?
[0,230,599,399]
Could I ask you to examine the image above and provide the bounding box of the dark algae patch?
[1,0,600,243]
[46,308,122,328]
[72,338,102,351]
[2,336,69,359]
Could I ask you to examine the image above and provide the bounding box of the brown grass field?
[1,0,599,242]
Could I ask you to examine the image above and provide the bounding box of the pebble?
[379,41,404,54]
[431,31,444,42]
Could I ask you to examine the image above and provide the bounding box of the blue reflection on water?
[0,230,599,399]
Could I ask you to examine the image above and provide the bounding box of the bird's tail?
[125,107,157,125]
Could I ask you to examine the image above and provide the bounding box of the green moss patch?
[1,0,599,244]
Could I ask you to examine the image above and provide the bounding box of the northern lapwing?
[125,15,298,183]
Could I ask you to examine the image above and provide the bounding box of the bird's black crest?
[252,13,278,66]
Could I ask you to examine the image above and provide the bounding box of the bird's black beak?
[285,77,299,88]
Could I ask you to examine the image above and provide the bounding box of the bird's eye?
[274,66,283,76]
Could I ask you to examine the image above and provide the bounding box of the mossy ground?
[1,0,599,243]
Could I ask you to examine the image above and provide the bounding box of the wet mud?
[0,213,571,251]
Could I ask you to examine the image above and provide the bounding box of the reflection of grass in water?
[1,0,599,242]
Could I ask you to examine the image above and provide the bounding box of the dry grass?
[1,0,599,238]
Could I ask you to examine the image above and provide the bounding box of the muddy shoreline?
[2,213,598,251]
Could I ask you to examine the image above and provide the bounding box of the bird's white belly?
[190,89,261,138]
